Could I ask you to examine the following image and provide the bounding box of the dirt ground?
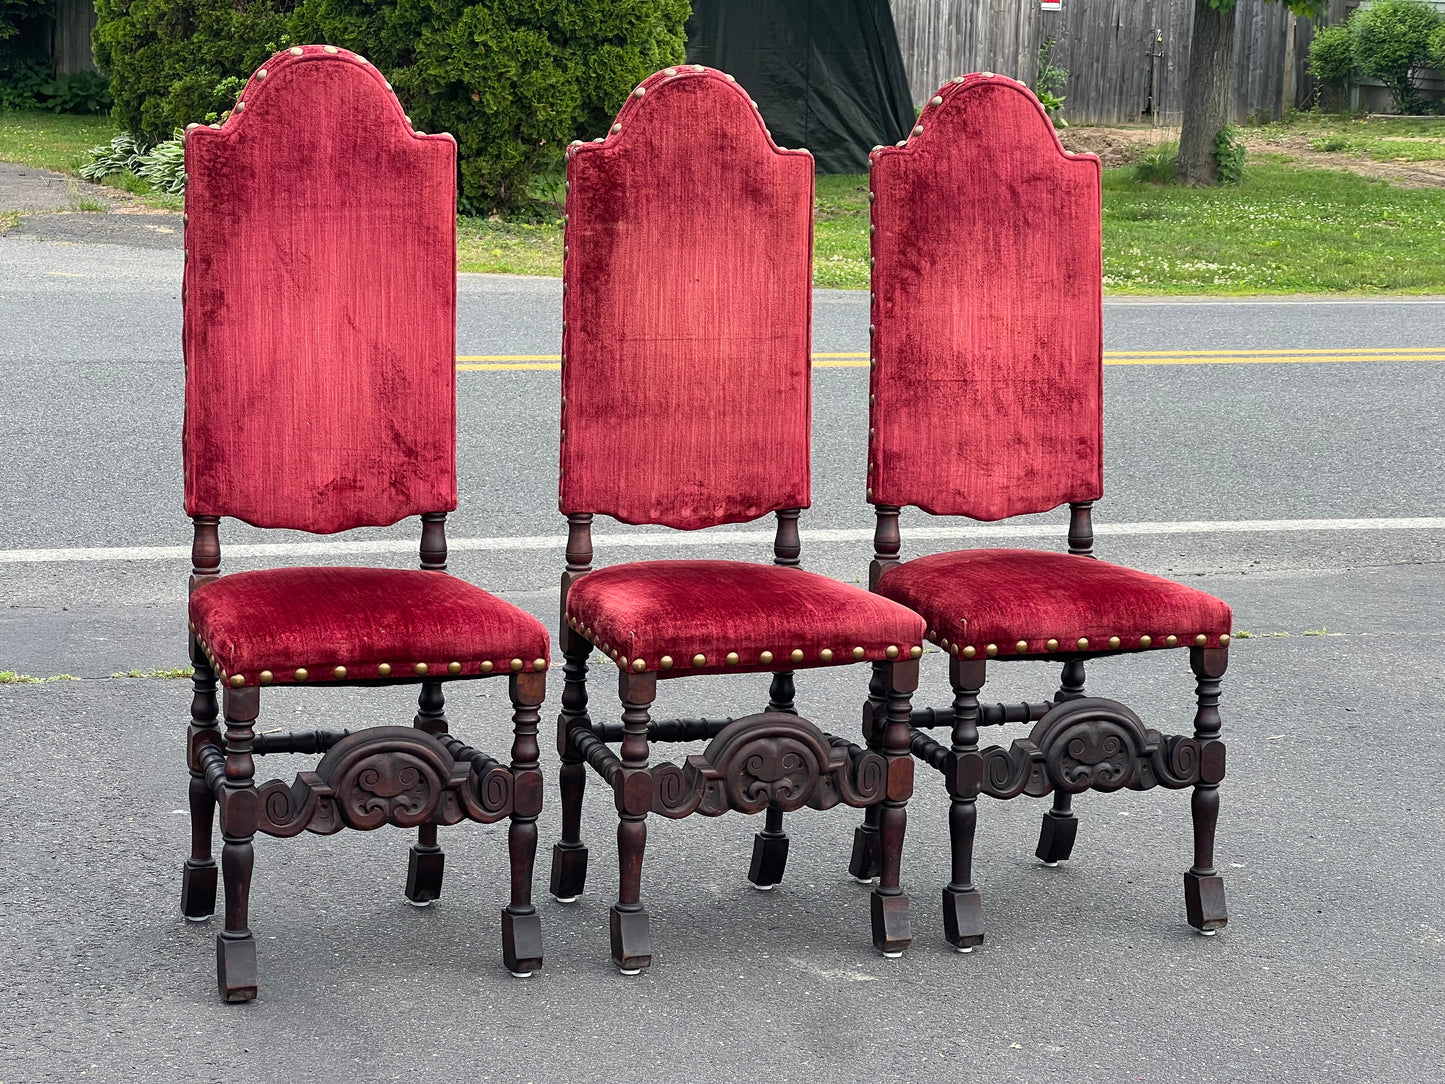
[1058,124,1445,188]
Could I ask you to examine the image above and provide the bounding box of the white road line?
[1,517,1441,565]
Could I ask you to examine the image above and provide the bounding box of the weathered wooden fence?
[888,0,1346,124]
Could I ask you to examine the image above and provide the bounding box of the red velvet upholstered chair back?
[182,47,458,535]
[868,74,1103,522]
[560,66,815,530]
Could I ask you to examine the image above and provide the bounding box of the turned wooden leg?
[871,659,917,957]
[503,671,546,977]
[750,671,795,889]
[942,656,986,952]
[216,685,259,1002]
[551,636,591,902]
[750,804,790,890]
[849,662,887,883]
[610,670,655,974]
[1185,647,1229,934]
[1038,660,1085,866]
[406,681,448,906]
[181,644,220,921]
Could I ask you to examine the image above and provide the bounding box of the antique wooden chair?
[860,73,1234,950]
[550,65,928,974]
[179,46,549,1000]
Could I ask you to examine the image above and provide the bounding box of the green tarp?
[685,0,916,173]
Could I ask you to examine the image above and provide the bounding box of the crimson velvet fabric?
[190,567,549,686]
[566,560,926,678]
[876,549,1232,658]
[183,47,458,534]
[867,74,1103,521]
[560,67,814,530]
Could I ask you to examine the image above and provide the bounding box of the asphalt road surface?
[1,230,1443,1083]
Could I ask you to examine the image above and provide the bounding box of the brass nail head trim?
[692,653,706,667]
[884,645,899,659]
[1015,640,1029,653]
[481,661,494,674]
[660,655,674,669]
[631,658,645,672]
[759,650,774,665]
[377,663,391,677]
[726,652,739,665]
[1166,635,1178,648]
[852,647,865,660]
[447,661,462,675]
[1219,634,1231,646]
[1195,634,1208,647]
[295,668,308,682]
[790,648,805,663]
[986,644,998,657]
[333,665,347,680]
[819,648,833,662]
[229,674,244,687]
[1139,635,1152,648]
[510,658,524,672]
[1076,638,1090,651]
[962,646,976,659]
[1046,638,1059,652]
[259,670,273,684]
[415,663,428,676]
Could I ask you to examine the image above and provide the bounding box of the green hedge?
[93,0,689,211]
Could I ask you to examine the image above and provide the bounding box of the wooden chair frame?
[181,515,547,998]
[857,504,1228,949]
[550,512,919,972]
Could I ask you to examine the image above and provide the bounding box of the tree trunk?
[1177,1,1238,186]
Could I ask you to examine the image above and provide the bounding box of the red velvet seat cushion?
[190,567,549,687]
[876,549,1232,658]
[566,560,926,677]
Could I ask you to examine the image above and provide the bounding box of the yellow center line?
[457,348,1445,371]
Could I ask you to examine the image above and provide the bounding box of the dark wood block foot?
[550,842,588,902]
[1184,871,1228,932]
[181,859,217,921]
[942,885,985,951]
[609,906,652,974]
[501,908,544,977]
[848,824,882,883]
[870,891,912,956]
[748,832,789,889]
[215,934,258,1003]
[1035,810,1078,865]
[405,846,444,906]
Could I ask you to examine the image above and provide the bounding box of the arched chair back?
[560,65,815,530]
[867,73,1103,522]
[183,46,458,535]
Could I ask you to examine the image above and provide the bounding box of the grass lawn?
[0,110,181,208]
[0,110,118,172]
[458,161,1445,294]
[6,108,1444,293]
[1253,112,1445,162]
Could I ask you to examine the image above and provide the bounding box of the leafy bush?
[0,0,52,110]
[288,0,689,212]
[39,71,113,113]
[1213,125,1246,184]
[1310,134,1350,151]
[1308,24,1355,89]
[1133,143,1178,185]
[1351,0,1441,114]
[92,0,290,144]
[0,50,47,109]
[1431,23,1445,73]
[79,131,146,179]
[81,127,186,191]
[134,130,185,192]
[1034,36,1068,128]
